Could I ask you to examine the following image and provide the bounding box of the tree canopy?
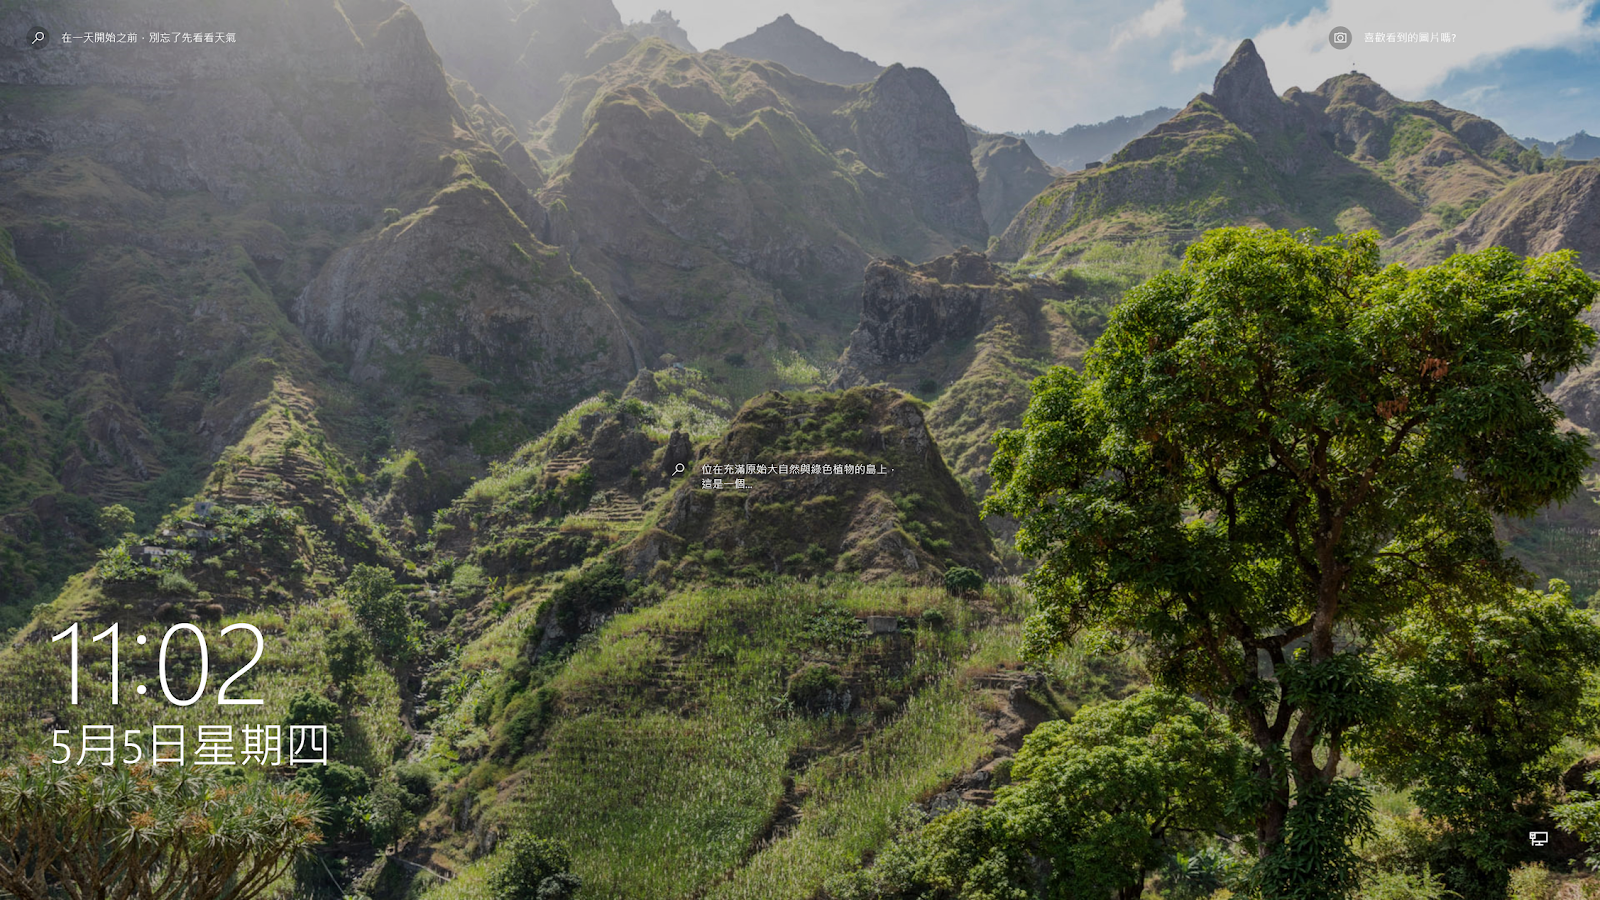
[985,227,1599,894]
[996,689,1249,899]
[1358,583,1600,898]
[827,689,1247,900]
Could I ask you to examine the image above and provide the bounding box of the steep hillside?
[995,40,1525,267]
[626,386,1000,583]
[0,0,640,624]
[720,14,885,86]
[531,41,986,382]
[968,130,1064,236]
[1010,107,1179,170]
[832,250,1090,492]
[1446,162,1600,271]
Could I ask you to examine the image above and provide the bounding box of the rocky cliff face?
[719,14,884,85]
[626,10,696,52]
[1481,164,1600,432]
[0,0,645,614]
[969,130,1062,235]
[850,66,990,251]
[1451,164,1600,270]
[533,42,987,371]
[0,232,55,360]
[292,173,637,389]
[833,250,1087,490]
[837,252,1007,368]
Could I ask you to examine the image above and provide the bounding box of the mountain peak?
[720,14,884,85]
[1210,39,1287,134]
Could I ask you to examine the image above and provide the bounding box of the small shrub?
[804,603,865,648]
[97,504,136,541]
[1507,864,1558,900]
[158,571,198,596]
[920,608,947,629]
[944,566,983,596]
[502,687,559,754]
[540,560,632,646]
[343,564,415,662]
[367,773,418,850]
[916,378,938,395]
[285,690,344,749]
[489,835,581,900]
[1358,866,1454,900]
[292,762,371,840]
[325,625,372,690]
[786,664,849,716]
[393,761,437,808]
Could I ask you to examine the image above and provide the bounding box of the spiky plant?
[0,755,321,900]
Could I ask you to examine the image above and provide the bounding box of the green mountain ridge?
[995,40,1529,265]
[0,0,640,618]
[532,39,987,379]
[6,9,1600,900]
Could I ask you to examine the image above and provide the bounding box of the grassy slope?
[417,579,1139,900]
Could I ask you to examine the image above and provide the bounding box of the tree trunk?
[1256,759,1291,853]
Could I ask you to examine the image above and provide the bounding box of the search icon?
[673,464,686,476]
[28,27,48,48]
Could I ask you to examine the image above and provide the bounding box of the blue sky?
[613,0,1600,140]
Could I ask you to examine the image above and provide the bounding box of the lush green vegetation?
[980,228,1600,899]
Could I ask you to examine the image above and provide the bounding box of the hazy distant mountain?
[1010,108,1179,170]
[719,13,884,85]
[407,0,631,137]
[626,9,696,52]
[1520,131,1600,160]
[966,127,1064,233]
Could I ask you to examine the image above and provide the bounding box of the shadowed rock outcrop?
[628,387,999,581]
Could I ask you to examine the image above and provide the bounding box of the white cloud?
[1452,84,1502,107]
[1113,0,1187,49]
[1170,35,1234,71]
[606,0,1600,134]
[1561,85,1585,96]
[1249,0,1600,99]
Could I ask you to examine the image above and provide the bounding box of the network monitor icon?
[1530,832,1550,847]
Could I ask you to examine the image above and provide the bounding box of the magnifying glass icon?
[673,464,685,476]
[29,28,48,47]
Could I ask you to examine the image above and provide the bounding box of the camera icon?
[1329,26,1352,49]
[1530,831,1550,846]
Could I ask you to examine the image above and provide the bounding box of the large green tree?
[0,758,321,900]
[985,228,1598,894]
[1358,583,1600,899]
